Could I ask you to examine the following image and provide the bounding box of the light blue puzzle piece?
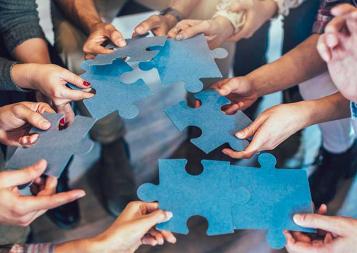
[139,34,226,93]
[137,159,235,235]
[87,36,167,66]
[80,58,152,120]
[231,153,315,249]
[137,153,315,249]
[5,113,95,178]
[165,89,252,153]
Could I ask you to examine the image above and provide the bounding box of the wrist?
[296,101,317,128]
[213,16,235,38]
[10,64,38,90]
[163,14,179,29]
[54,238,97,253]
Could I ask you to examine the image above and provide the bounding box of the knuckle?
[12,104,25,117]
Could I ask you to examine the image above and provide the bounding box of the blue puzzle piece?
[139,34,226,93]
[80,58,152,120]
[137,153,314,249]
[6,113,95,177]
[165,89,252,153]
[87,36,167,66]
[138,159,235,235]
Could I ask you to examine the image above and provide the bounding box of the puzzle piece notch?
[137,153,315,249]
[165,89,251,153]
[138,35,227,93]
[86,36,167,66]
[6,113,95,177]
[138,159,235,235]
[79,58,152,120]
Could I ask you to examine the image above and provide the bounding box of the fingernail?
[77,191,86,198]
[59,118,66,126]
[83,81,91,87]
[165,211,173,219]
[176,34,184,40]
[235,132,244,139]
[119,41,127,47]
[293,214,301,224]
[41,120,51,128]
[136,26,144,33]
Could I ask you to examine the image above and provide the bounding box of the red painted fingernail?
[59,118,66,126]
[83,81,91,87]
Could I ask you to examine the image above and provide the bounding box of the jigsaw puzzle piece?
[165,90,251,153]
[80,58,152,120]
[87,36,167,66]
[230,153,314,249]
[137,159,235,235]
[139,34,226,93]
[6,113,95,178]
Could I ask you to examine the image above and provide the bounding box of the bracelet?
[159,7,183,22]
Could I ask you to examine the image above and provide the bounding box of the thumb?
[293,213,349,236]
[131,210,173,233]
[61,69,91,89]
[14,103,51,130]
[236,114,267,139]
[0,160,47,188]
[215,78,237,96]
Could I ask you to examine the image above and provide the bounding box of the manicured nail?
[76,191,86,198]
[41,120,50,128]
[236,132,244,139]
[83,81,91,87]
[59,118,66,126]
[165,211,173,220]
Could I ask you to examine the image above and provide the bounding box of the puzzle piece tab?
[87,36,167,66]
[139,34,227,93]
[80,58,152,120]
[6,113,95,178]
[165,89,252,153]
[137,153,314,249]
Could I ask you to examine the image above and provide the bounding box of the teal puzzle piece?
[137,153,315,249]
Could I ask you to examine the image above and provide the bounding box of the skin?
[169,0,278,48]
[317,4,357,102]
[11,64,94,122]
[54,202,176,253]
[0,102,54,147]
[0,160,85,227]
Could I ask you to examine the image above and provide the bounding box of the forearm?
[248,35,327,97]
[170,0,201,18]
[300,92,350,128]
[12,38,50,64]
[54,0,102,34]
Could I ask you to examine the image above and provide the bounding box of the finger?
[318,204,328,215]
[176,21,211,40]
[331,4,357,16]
[61,69,91,89]
[149,229,164,245]
[135,210,173,232]
[160,230,177,244]
[0,160,47,188]
[284,230,295,244]
[293,213,350,236]
[346,14,357,32]
[109,30,126,47]
[222,141,257,159]
[13,104,51,130]
[57,86,94,101]
[168,20,201,38]
[235,113,267,139]
[292,232,312,243]
[19,189,86,214]
[18,134,39,146]
[214,78,238,96]
[325,33,340,48]
[135,16,162,36]
[230,1,252,12]
[317,34,332,62]
[56,103,75,125]
[37,176,58,196]
[141,234,158,246]
[83,43,113,56]
[325,16,346,33]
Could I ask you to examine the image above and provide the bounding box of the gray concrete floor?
[29,1,357,252]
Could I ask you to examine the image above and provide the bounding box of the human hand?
[0,160,85,227]
[133,14,178,37]
[12,64,94,123]
[83,23,126,59]
[228,0,278,42]
[285,204,357,253]
[222,102,311,159]
[168,16,234,49]
[317,4,357,102]
[0,102,54,147]
[213,76,259,114]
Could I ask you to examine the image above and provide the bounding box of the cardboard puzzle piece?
[165,89,252,153]
[87,36,167,66]
[137,153,314,249]
[80,58,152,120]
[6,113,95,178]
[139,34,227,93]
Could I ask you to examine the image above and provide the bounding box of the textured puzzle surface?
[80,58,152,120]
[6,113,95,177]
[165,89,252,153]
[137,153,314,249]
[87,36,167,66]
[139,34,227,93]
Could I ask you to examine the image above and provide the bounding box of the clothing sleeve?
[0,57,23,91]
[0,243,54,253]
[273,0,305,16]
[312,0,354,34]
[0,0,45,53]
[213,0,246,33]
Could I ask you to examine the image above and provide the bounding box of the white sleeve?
[273,0,305,16]
[213,0,246,33]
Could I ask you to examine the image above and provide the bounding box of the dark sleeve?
[312,0,354,34]
[0,0,45,53]
[0,57,23,91]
